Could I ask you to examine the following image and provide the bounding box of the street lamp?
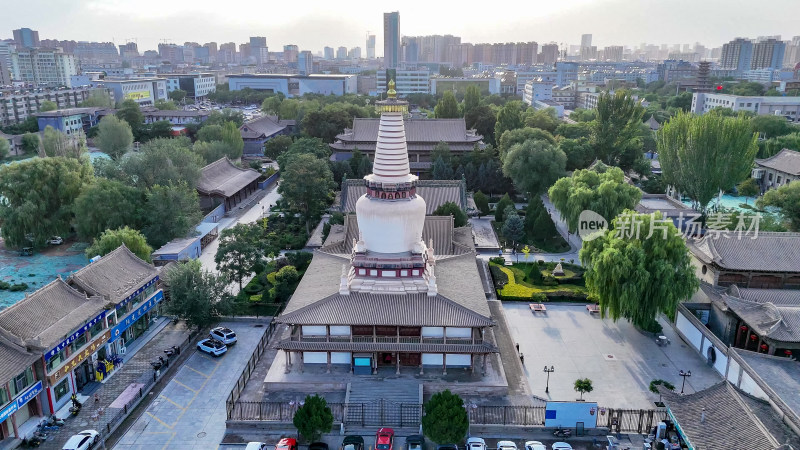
[544,366,555,393]
[679,370,692,394]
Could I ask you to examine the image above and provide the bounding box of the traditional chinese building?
[274,81,497,375]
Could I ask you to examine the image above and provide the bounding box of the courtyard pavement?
[113,320,267,450]
[502,303,721,409]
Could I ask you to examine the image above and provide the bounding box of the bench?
[586,304,600,313]
[529,303,547,313]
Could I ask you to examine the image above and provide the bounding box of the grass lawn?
[490,262,588,300]
[492,221,571,253]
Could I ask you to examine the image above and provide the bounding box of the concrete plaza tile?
[160,379,199,403]
[173,367,212,392]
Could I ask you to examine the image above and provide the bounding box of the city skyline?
[4,0,800,55]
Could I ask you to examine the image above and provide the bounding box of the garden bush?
[287,251,313,271]
[9,283,28,291]
[531,292,547,302]
[542,275,558,286]
[489,256,506,265]
[0,281,9,290]
[489,264,508,286]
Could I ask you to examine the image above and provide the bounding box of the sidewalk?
[39,321,194,449]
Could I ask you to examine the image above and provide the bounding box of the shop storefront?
[108,288,164,354]
[0,378,43,440]
[45,328,111,414]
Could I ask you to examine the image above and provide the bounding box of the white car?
[551,444,573,450]
[197,338,227,356]
[49,236,63,245]
[245,443,268,450]
[210,326,237,345]
[467,437,486,450]
[525,442,547,450]
[497,441,518,450]
[62,429,99,450]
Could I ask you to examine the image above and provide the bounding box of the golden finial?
[387,79,397,99]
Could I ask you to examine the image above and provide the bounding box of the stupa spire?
[366,79,415,184]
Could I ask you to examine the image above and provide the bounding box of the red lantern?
[784,350,792,356]
[750,335,758,340]
[760,344,768,350]
[740,326,748,332]
[716,85,723,91]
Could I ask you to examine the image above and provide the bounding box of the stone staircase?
[344,379,422,432]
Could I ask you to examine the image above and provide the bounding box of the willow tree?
[657,111,757,217]
[593,90,644,169]
[580,211,699,331]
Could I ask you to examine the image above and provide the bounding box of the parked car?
[62,429,99,450]
[245,443,268,450]
[551,444,573,450]
[525,442,547,450]
[407,435,425,450]
[467,437,486,450]
[276,438,298,450]
[210,326,237,345]
[196,338,227,356]
[342,435,365,450]
[376,428,394,450]
[49,236,63,245]
[435,445,458,450]
[310,443,329,450]
[497,441,518,450]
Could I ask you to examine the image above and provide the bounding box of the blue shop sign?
[116,276,159,311]
[109,290,163,343]
[0,381,42,423]
[45,311,107,362]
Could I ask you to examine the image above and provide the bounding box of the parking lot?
[503,303,720,409]
[113,320,267,450]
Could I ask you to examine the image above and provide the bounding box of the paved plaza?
[114,320,267,450]
[503,303,721,409]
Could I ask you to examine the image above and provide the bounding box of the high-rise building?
[383,11,400,68]
[401,36,419,63]
[785,37,800,68]
[12,28,39,48]
[323,46,334,60]
[283,45,299,63]
[540,43,559,65]
[204,42,218,62]
[298,51,313,76]
[219,42,236,63]
[349,47,362,60]
[581,34,592,49]
[249,36,267,64]
[751,38,785,70]
[158,43,183,64]
[119,42,139,59]
[336,46,348,60]
[11,48,77,87]
[367,34,376,59]
[604,46,624,62]
[720,38,753,73]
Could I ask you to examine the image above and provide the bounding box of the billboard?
[125,90,151,100]
[544,401,599,428]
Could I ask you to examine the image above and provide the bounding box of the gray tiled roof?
[738,288,800,306]
[0,278,106,349]
[277,292,493,327]
[196,157,261,197]
[662,382,779,450]
[340,179,466,214]
[336,118,483,144]
[733,349,800,429]
[723,295,800,342]
[0,340,39,387]
[70,244,158,304]
[273,339,497,353]
[281,251,350,315]
[239,115,291,139]
[687,232,800,272]
[756,148,800,176]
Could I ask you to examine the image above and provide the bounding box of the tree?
[215,223,263,290]
[0,157,92,248]
[168,89,188,103]
[433,202,467,227]
[277,137,330,169]
[21,133,41,154]
[78,90,114,108]
[154,99,178,110]
[431,156,454,180]
[41,126,86,158]
[759,181,800,231]
[164,260,231,329]
[503,140,566,196]
[0,138,8,160]
[121,137,205,188]
[494,193,515,222]
[737,178,760,202]
[498,127,556,161]
[473,191,490,216]
[95,115,134,160]
[494,101,524,144]
[143,182,203,248]
[559,138,595,171]
[732,82,765,97]
[463,85,481,116]
[206,109,245,127]
[434,91,460,118]
[555,122,593,139]
[649,379,675,403]
[666,92,693,112]
[570,108,597,122]
[580,211,699,331]
[464,105,497,145]
[593,91,644,169]
[658,111,757,217]
[272,265,300,301]
[525,197,559,242]
[293,394,334,442]
[502,211,525,247]
[85,227,153,262]
[574,378,594,400]
[548,166,642,233]
[278,153,334,234]
[197,124,224,142]
[137,120,173,142]
[40,100,58,112]
[759,132,800,158]
[750,115,793,139]
[264,135,292,160]
[74,179,146,239]
[524,108,559,133]
[193,140,236,164]
[116,99,144,131]
[421,390,469,445]
[221,121,244,160]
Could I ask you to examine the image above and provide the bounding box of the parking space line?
[146,411,176,430]
[160,431,177,450]
[184,364,210,377]
[172,379,199,393]
[160,394,187,410]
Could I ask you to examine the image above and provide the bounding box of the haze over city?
[4,0,800,52]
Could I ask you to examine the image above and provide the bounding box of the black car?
[407,435,425,450]
[310,443,329,450]
[342,435,365,450]
[436,445,459,450]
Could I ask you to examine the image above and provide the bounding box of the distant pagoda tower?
[347,80,436,295]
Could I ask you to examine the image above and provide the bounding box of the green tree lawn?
[489,262,587,300]
[492,219,570,253]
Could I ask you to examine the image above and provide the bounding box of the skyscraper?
[13,28,39,48]
[298,51,313,76]
[249,36,267,64]
[283,44,299,63]
[581,34,592,49]
[751,38,785,70]
[336,46,347,60]
[367,34,376,59]
[383,11,400,68]
[720,38,753,73]
[324,46,334,60]
[540,43,559,65]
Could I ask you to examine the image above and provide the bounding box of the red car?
[277,438,298,450]
[376,428,394,450]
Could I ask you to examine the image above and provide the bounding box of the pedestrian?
[519,353,525,365]
[515,343,519,352]
[94,393,100,405]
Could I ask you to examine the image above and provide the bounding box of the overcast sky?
[4,0,799,54]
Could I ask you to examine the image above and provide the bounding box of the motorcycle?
[48,415,65,427]
[150,356,167,370]
[38,420,59,432]
[164,345,180,358]
[69,395,82,416]
[553,427,572,438]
